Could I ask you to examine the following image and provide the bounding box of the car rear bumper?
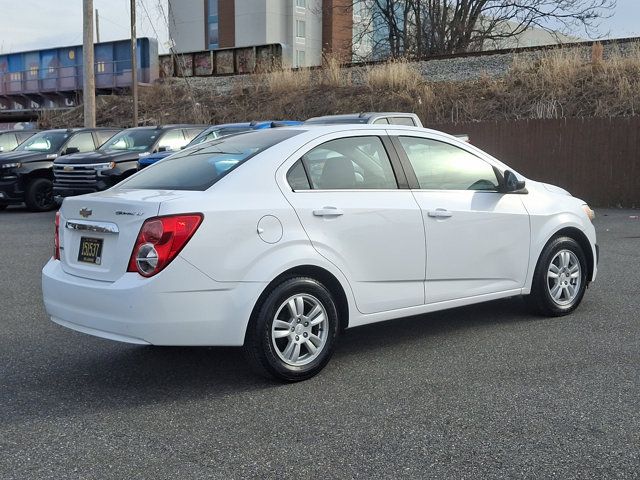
[42,257,265,346]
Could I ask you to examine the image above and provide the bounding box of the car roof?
[305,112,418,122]
[127,124,207,131]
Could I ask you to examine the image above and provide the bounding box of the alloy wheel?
[547,249,582,306]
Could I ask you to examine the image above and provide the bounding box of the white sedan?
[42,125,598,381]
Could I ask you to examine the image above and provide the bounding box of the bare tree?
[351,0,616,59]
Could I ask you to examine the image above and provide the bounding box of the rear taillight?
[127,214,203,277]
[54,211,61,260]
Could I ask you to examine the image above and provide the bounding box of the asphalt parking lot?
[0,206,638,479]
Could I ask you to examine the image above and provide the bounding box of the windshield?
[16,131,68,153]
[119,129,303,191]
[100,129,159,152]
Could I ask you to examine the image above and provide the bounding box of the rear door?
[390,131,530,304]
[279,131,426,315]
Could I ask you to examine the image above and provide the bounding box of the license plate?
[78,237,103,265]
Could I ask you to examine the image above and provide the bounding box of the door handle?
[313,206,344,217]
[427,208,453,218]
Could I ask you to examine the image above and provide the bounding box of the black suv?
[0,130,39,153]
[0,128,120,211]
[53,125,206,199]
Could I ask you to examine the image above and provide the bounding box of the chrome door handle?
[313,207,344,217]
[427,209,453,218]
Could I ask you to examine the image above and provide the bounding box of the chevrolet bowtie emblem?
[79,208,92,218]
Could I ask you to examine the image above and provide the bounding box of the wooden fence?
[436,117,640,207]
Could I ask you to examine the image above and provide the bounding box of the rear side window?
[120,129,303,191]
[287,161,311,190]
[399,136,499,191]
[390,117,416,126]
[298,136,397,190]
[0,133,18,151]
[158,129,186,151]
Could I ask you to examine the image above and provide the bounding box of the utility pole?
[82,0,96,128]
[95,9,100,43]
[130,0,138,127]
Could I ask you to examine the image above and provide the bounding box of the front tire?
[25,178,55,212]
[244,277,339,382]
[527,236,588,316]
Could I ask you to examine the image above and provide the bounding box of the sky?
[0,0,638,54]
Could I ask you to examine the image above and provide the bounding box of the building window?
[296,0,306,7]
[208,0,219,49]
[296,20,306,39]
[296,50,306,67]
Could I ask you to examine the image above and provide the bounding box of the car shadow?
[4,297,538,423]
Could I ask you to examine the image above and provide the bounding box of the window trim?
[390,135,504,192]
[285,134,409,192]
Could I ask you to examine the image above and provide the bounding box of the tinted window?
[301,136,397,190]
[100,129,160,152]
[16,131,68,153]
[184,128,204,142]
[399,136,499,191]
[390,117,416,126]
[287,160,310,190]
[65,132,96,153]
[119,129,302,191]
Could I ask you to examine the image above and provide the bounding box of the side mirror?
[157,146,168,152]
[502,170,527,193]
[63,147,80,155]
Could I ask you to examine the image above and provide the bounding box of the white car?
[42,125,598,381]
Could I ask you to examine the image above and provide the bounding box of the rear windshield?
[119,129,303,191]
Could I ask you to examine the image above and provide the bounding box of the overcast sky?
[0,0,638,54]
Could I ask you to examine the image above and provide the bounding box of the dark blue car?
[137,120,302,169]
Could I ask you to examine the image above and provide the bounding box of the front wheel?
[25,178,55,212]
[527,236,588,316]
[244,277,339,382]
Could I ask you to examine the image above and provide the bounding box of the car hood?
[0,150,52,164]
[54,150,142,165]
[540,182,571,196]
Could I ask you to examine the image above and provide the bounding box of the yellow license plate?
[78,237,103,265]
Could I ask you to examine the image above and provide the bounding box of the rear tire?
[527,236,588,316]
[244,277,339,382]
[25,178,55,212]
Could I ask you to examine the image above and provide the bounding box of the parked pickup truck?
[0,128,119,211]
[53,124,205,200]
[304,112,423,127]
[137,121,302,169]
[0,130,39,153]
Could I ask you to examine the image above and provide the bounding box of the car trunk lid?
[58,189,187,282]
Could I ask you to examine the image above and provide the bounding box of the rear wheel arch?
[246,265,350,345]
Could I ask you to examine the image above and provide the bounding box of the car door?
[390,132,530,304]
[279,132,426,315]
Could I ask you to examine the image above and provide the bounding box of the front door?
[392,133,530,304]
[281,133,426,315]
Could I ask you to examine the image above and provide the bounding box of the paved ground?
[0,206,638,479]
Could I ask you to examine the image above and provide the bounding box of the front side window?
[120,129,302,191]
[96,130,120,146]
[16,131,68,153]
[65,132,96,153]
[399,136,499,191]
[299,136,397,190]
[158,129,186,151]
[0,133,18,152]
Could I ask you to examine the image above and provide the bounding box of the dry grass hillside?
[40,44,640,129]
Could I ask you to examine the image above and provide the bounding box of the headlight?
[582,204,595,222]
[94,162,116,171]
[0,162,21,169]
